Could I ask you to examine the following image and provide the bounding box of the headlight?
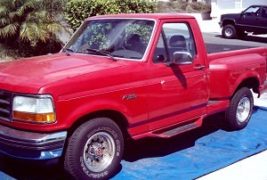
[12,96,56,123]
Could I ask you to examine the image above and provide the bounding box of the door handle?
[194,64,205,70]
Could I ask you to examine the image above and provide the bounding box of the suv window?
[244,6,260,16]
[153,23,196,63]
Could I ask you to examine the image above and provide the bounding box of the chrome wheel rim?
[225,28,233,37]
[236,97,251,123]
[83,131,115,172]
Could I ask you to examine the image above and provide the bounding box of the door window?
[244,6,260,16]
[153,23,196,64]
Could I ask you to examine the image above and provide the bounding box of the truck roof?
[249,4,267,8]
[86,13,195,21]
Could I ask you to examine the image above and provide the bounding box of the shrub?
[65,0,156,30]
[156,0,210,13]
[186,2,211,13]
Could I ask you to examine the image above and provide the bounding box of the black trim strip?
[129,103,207,128]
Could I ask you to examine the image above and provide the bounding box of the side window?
[244,6,260,16]
[153,23,197,64]
[153,33,168,63]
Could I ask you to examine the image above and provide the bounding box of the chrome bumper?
[0,124,67,160]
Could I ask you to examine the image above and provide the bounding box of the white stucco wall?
[242,0,266,8]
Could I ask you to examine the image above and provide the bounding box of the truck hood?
[0,53,125,93]
[221,13,241,19]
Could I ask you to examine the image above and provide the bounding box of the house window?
[217,0,235,10]
[235,0,242,9]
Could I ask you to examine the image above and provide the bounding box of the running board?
[151,117,203,138]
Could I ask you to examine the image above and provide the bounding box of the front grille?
[0,90,12,121]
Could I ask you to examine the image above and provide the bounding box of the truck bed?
[207,47,267,99]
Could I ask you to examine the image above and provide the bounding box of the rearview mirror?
[172,51,193,65]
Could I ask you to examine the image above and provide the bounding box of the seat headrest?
[169,35,186,49]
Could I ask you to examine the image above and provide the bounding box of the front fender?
[56,92,149,130]
[222,18,236,26]
[57,98,130,129]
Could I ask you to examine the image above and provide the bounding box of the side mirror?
[172,51,193,65]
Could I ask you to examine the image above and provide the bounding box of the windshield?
[65,19,155,60]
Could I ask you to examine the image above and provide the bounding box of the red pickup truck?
[0,14,266,179]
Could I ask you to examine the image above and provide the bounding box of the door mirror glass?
[172,51,193,65]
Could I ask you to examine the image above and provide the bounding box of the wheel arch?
[67,110,131,140]
[222,19,236,26]
[232,77,260,97]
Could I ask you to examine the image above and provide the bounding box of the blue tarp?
[1,108,267,179]
[114,108,267,180]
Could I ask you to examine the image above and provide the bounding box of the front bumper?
[0,124,67,160]
[218,21,222,28]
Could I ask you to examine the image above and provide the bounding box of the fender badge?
[122,94,137,100]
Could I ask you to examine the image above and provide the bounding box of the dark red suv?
[220,5,267,38]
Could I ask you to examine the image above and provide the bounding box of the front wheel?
[64,117,124,180]
[222,24,237,39]
[225,87,254,130]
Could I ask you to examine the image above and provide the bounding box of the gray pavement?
[203,33,267,53]
[196,17,267,53]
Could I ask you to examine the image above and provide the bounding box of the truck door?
[147,21,209,130]
[259,7,267,33]
[239,6,261,32]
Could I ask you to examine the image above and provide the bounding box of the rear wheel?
[64,117,124,179]
[222,24,237,39]
[225,87,254,130]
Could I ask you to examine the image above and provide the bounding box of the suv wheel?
[222,24,236,39]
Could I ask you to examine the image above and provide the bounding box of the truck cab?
[0,14,266,180]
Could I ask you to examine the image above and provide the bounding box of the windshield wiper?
[62,48,74,56]
[86,48,117,61]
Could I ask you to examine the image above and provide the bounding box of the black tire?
[225,87,254,130]
[222,24,237,39]
[64,117,124,180]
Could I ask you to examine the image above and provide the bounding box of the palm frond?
[26,10,51,23]
[0,0,13,7]
[0,18,10,27]
[0,23,19,38]
[0,6,9,17]
[1,0,67,51]
[20,22,50,46]
[46,23,62,33]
